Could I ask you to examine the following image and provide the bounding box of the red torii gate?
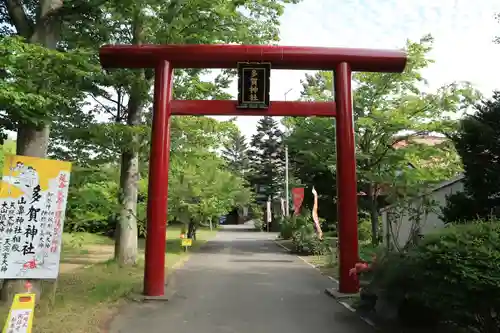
[99,44,407,297]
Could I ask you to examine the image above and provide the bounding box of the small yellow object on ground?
[2,292,35,333]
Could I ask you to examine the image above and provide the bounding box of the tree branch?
[3,0,33,37]
[98,92,127,112]
[363,130,428,170]
[90,94,119,120]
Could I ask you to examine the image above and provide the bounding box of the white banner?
[266,200,272,223]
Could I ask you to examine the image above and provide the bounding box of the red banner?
[292,187,305,215]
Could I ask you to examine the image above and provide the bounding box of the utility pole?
[266,196,271,232]
[284,88,292,217]
[285,145,289,217]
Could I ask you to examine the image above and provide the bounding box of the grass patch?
[63,232,115,246]
[312,252,339,279]
[60,232,114,259]
[0,226,216,333]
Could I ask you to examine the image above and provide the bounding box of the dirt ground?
[59,244,115,273]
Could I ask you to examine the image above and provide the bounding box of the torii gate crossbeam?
[99,44,407,297]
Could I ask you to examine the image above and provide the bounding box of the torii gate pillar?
[99,44,407,297]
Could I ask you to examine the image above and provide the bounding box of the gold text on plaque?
[249,69,259,101]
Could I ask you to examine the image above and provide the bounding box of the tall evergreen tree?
[442,92,500,223]
[222,130,249,175]
[249,116,285,203]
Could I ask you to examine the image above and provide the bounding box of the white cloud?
[217,0,500,138]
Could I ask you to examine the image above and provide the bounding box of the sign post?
[181,238,192,252]
[236,62,271,109]
[180,233,192,252]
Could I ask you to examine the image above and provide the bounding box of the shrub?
[357,217,372,242]
[279,215,298,239]
[289,215,328,255]
[291,228,327,255]
[370,221,500,332]
[65,180,119,234]
[440,191,489,224]
[253,218,264,231]
[278,213,328,255]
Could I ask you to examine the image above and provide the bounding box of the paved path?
[110,223,374,333]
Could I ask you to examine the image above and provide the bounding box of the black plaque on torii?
[236,62,271,109]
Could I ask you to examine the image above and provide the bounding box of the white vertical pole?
[285,145,289,217]
[284,88,292,218]
[266,196,272,232]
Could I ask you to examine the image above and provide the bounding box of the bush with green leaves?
[252,216,264,231]
[64,166,119,235]
[65,179,118,234]
[63,166,149,237]
[247,204,265,230]
[357,217,372,242]
[286,214,328,255]
[279,213,311,239]
[279,215,299,239]
[370,221,500,331]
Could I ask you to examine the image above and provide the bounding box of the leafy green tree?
[222,128,250,176]
[0,0,103,300]
[282,116,337,224]
[62,115,253,235]
[285,35,480,244]
[0,36,97,153]
[49,0,301,266]
[64,165,120,234]
[441,92,500,223]
[249,116,285,203]
[1,0,298,298]
[166,116,253,231]
[169,152,253,227]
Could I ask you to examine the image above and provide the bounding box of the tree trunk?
[113,8,145,266]
[115,150,139,265]
[187,220,197,240]
[368,183,379,246]
[1,0,63,304]
[114,83,145,265]
[16,125,51,158]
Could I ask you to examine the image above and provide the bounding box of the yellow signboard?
[2,293,35,333]
[181,239,192,247]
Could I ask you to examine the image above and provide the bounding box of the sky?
[212,0,500,138]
